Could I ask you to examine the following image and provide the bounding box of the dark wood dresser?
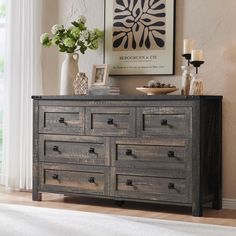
[32,95,222,216]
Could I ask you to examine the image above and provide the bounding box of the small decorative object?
[73,72,88,95]
[91,64,109,86]
[189,50,205,95]
[136,80,178,95]
[88,86,120,96]
[104,0,176,75]
[181,65,193,96]
[40,16,103,95]
[189,72,203,95]
[181,39,195,95]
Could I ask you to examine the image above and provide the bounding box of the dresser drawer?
[86,107,135,137]
[40,164,108,196]
[111,138,191,172]
[137,107,192,137]
[39,135,109,166]
[39,106,84,135]
[111,169,190,203]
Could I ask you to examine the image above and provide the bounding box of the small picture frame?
[91,64,109,86]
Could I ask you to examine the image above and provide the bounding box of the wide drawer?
[111,138,191,173]
[39,135,109,166]
[39,106,84,135]
[137,107,192,137]
[86,107,135,137]
[40,164,109,196]
[111,168,190,203]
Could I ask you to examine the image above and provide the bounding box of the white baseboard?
[223,198,236,210]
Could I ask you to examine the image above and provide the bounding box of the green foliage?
[40,16,103,54]
[0,3,6,18]
[0,57,4,73]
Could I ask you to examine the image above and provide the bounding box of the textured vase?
[73,72,88,95]
[189,73,203,95]
[60,53,79,95]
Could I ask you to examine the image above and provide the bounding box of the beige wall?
[42,0,236,199]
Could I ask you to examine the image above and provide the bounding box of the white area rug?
[0,203,235,236]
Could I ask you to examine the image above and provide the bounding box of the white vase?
[181,65,193,96]
[60,53,79,95]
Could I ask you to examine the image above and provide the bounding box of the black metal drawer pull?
[89,147,95,154]
[126,149,132,156]
[161,119,168,126]
[168,151,175,158]
[126,179,133,186]
[88,177,95,183]
[59,117,65,123]
[168,183,175,189]
[107,118,114,125]
[52,174,59,180]
[53,146,59,152]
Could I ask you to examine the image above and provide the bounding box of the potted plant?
[40,16,103,95]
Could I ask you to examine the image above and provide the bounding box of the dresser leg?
[212,199,222,210]
[114,200,125,207]
[32,191,42,201]
[192,204,203,217]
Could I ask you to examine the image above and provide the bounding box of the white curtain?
[1,0,43,190]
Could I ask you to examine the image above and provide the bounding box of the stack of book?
[88,86,120,96]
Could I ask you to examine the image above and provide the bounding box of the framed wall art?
[104,0,175,75]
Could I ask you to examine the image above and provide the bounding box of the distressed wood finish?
[32,95,222,217]
[39,135,109,166]
[110,168,189,203]
[39,106,85,135]
[137,106,192,137]
[86,107,135,137]
[40,163,109,196]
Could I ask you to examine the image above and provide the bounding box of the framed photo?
[104,0,175,75]
[91,64,109,86]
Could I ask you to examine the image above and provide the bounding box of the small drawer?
[137,107,192,137]
[40,164,108,196]
[111,138,191,173]
[39,106,84,135]
[39,135,109,166]
[86,107,135,137]
[111,169,190,203]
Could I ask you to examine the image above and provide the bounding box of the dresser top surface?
[32,95,222,101]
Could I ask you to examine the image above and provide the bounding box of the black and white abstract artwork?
[113,0,166,51]
[105,0,175,75]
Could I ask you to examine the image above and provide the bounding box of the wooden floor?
[0,186,235,227]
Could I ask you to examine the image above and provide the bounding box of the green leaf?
[72,21,80,27]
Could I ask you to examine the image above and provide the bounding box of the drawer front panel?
[137,107,192,137]
[39,106,84,135]
[40,164,108,196]
[111,138,191,173]
[111,169,190,203]
[39,135,109,166]
[86,107,135,137]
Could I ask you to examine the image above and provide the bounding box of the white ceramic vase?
[181,65,193,96]
[60,53,79,95]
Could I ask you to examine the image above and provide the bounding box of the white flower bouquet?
[40,16,103,54]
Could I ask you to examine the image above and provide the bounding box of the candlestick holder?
[182,54,191,66]
[190,61,204,74]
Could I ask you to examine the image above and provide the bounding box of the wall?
[42,0,236,200]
